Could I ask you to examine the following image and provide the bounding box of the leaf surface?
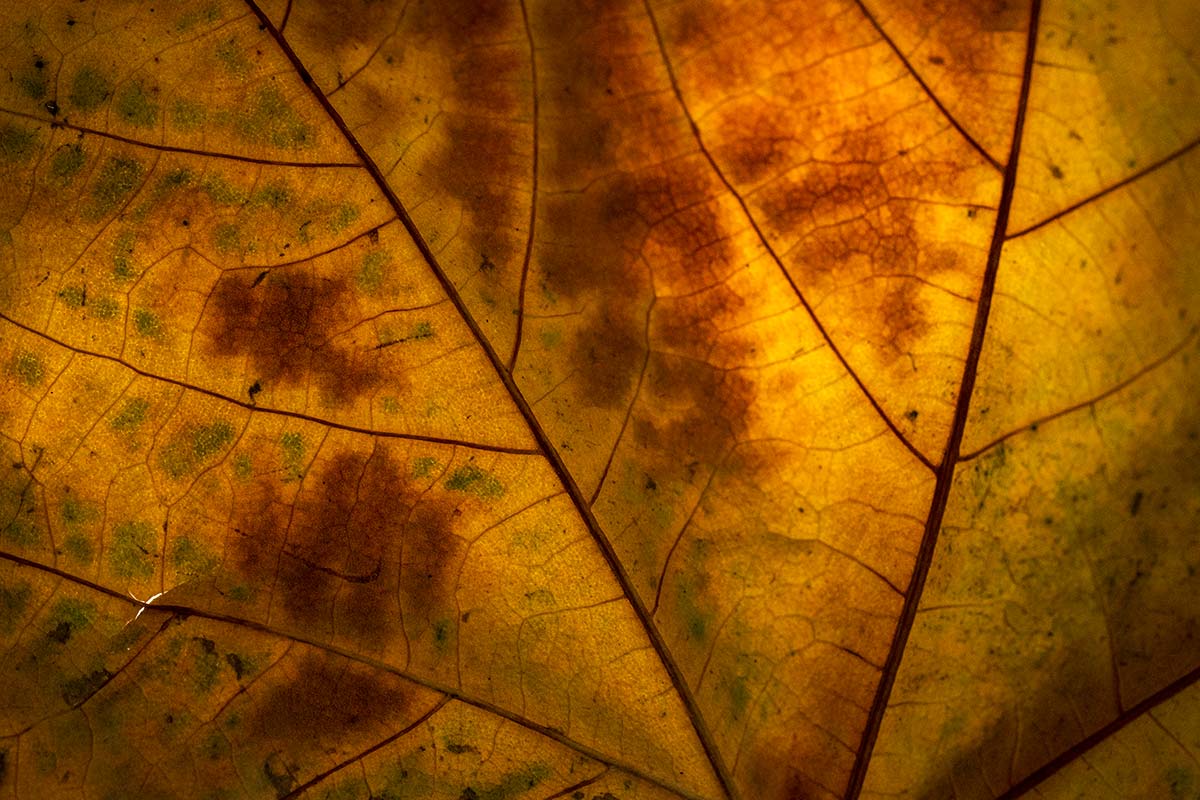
[0,1,1196,799]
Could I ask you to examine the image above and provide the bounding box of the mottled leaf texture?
[0,1,1196,799]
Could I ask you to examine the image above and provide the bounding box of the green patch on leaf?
[47,598,96,639]
[171,537,217,576]
[280,432,305,481]
[1167,766,1194,799]
[86,157,144,221]
[2,518,39,547]
[200,174,248,205]
[68,66,112,111]
[112,230,138,280]
[432,618,452,647]
[215,38,250,78]
[189,637,222,692]
[412,456,438,479]
[213,223,241,253]
[175,4,221,32]
[675,562,713,644]
[171,99,207,131]
[726,672,751,720]
[57,285,86,308]
[155,167,194,194]
[381,396,401,414]
[132,308,163,338]
[90,296,120,320]
[110,397,149,432]
[444,464,504,499]
[231,86,313,149]
[61,668,112,706]
[50,143,86,183]
[233,453,253,480]
[63,533,94,564]
[0,581,32,633]
[251,182,291,208]
[17,67,47,101]
[160,420,236,478]
[115,81,158,127]
[356,250,391,294]
[62,496,99,526]
[11,351,44,386]
[0,123,38,162]
[328,203,359,232]
[467,765,551,800]
[110,520,157,579]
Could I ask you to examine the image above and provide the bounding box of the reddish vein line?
[0,312,538,456]
[240,4,738,798]
[641,0,935,475]
[508,0,540,372]
[851,0,1004,172]
[0,550,709,800]
[959,326,1198,461]
[0,106,362,169]
[1007,134,1200,238]
[844,1,1043,797]
[998,663,1200,798]
[280,696,451,799]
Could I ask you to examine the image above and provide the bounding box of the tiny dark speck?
[44,100,59,116]
[1049,164,1064,179]
[644,476,657,491]
[905,409,919,421]
[248,381,262,400]
[928,54,945,64]
[251,270,269,288]
[1129,490,1143,517]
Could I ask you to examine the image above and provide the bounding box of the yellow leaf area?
[0,0,1196,799]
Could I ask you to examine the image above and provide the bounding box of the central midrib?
[844,0,1045,796]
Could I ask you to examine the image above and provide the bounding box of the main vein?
[844,1,1044,796]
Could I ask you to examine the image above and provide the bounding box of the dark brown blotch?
[246,651,421,769]
[201,268,383,405]
[229,446,465,647]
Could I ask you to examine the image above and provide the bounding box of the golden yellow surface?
[0,1,1195,799]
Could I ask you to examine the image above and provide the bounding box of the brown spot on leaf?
[228,445,466,647]
[412,0,526,284]
[200,268,384,405]
[241,649,433,798]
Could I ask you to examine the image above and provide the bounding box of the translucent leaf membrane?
[1,0,1197,799]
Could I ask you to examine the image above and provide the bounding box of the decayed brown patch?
[227,444,466,649]
[712,104,797,186]
[753,126,945,362]
[200,267,385,405]
[413,0,528,286]
[242,649,439,798]
[292,0,400,56]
